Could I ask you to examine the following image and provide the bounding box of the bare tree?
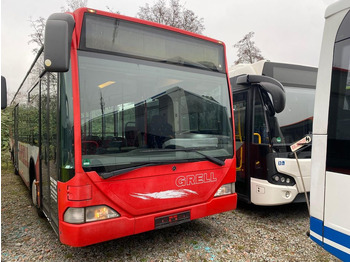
[234,32,265,64]
[106,6,120,14]
[61,0,88,12]
[29,0,89,54]
[28,17,46,55]
[137,0,205,34]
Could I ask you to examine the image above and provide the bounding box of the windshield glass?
[81,14,225,73]
[78,51,233,173]
[274,87,315,144]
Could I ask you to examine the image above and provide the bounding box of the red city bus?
[9,8,236,247]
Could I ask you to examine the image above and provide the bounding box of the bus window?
[253,90,269,144]
[326,37,350,174]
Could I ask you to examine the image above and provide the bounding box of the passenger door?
[250,88,270,176]
[233,87,271,203]
[233,90,250,200]
[40,73,59,231]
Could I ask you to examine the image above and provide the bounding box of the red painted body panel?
[88,160,234,216]
[57,159,236,246]
[59,192,237,247]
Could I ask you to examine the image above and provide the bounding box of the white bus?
[309,0,350,260]
[230,61,317,205]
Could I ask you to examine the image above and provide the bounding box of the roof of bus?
[325,0,350,19]
[228,60,266,77]
[228,60,316,78]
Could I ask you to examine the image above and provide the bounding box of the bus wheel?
[31,179,45,218]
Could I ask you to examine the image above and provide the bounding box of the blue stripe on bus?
[324,243,350,261]
[310,216,323,236]
[310,216,350,260]
[324,225,350,250]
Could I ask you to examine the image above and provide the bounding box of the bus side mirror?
[1,76,7,110]
[236,74,286,113]
[258,81,286,113]
[44,13,75,72]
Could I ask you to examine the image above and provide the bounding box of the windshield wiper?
[100,163,154,179]
[99,159,191,179]
[141,148,225,166]
[100,148,225,179]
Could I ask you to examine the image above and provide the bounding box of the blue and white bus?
[309,0,350,260]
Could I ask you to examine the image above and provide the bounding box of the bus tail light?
[214,183,235,197]
[64,206,120,224]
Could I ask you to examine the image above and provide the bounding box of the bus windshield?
[263,62,317,144]
[274,86,315,144]
[78,51,233,175]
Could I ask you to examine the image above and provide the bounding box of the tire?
[31,179,38,206]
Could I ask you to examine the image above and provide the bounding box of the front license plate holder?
[155,211,191,229]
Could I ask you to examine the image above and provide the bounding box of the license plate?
[155,211,191,229]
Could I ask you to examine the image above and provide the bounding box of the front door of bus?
[233,90,250,200]
[40,73,59,231]
[233,87,270,203]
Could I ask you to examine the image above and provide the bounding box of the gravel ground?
[1,163,339,262]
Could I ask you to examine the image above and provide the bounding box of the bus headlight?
[64,206,120,224]
[86,205,119,222]
[271,174,296,186]
[214,183,235,197]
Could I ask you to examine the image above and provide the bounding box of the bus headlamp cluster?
[64,205,120,224]
[271,174,295,186]
[214,183,235,197]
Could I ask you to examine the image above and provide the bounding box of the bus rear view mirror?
[236,74,286,113]
[1,76,7,110]
[44,13,75,72]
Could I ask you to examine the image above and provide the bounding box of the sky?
[1,0,338,99]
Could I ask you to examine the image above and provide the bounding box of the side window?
[18,103,29,143]
[327,10,350,174]
[253,89,269,144]
[28,84,40,145]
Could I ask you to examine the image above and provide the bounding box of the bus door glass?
[40,73,59,230]
[233,91,249,197]
[250,88,270,181]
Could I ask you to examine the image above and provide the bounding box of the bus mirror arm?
[44,13,75,72]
